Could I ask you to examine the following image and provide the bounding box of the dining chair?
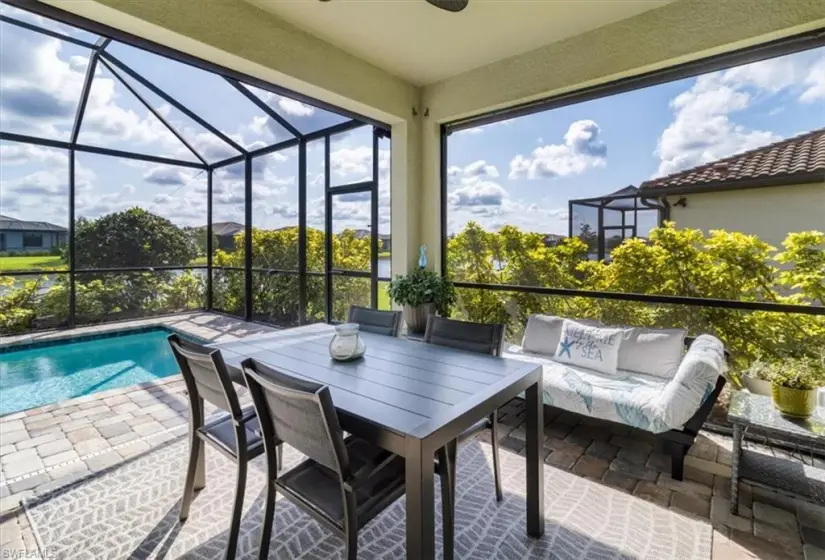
[167,334,269,560]
[347,305,402,336]
[241,358,407,560]
[424,315,506,560]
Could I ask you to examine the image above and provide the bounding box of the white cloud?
[330,146,371,177]
[655,53,824,176]
[143,166,193,186]
[801,56,825,103]
[278,97,314,117]
[449,180,507,207]
[0,143,67,167]
[454,118,515,136]
[329,147,390,181]
[654,74,780,176]
[447,160,499,183]
[508,120,606,180]
[455,127,483,135]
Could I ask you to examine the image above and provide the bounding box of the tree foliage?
[212,226,372,324]
[447,221,825,369]
[4,208,822,381]
[75,207,197,268]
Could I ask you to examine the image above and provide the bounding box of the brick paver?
[0,312,820,559]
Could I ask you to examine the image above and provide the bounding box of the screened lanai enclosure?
[0,4,392,334]
[569,186,663,261]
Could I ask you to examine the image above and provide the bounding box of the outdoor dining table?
[210,322,545,559]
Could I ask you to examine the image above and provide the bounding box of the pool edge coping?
[0,311,253,420]
[0,311,204,351]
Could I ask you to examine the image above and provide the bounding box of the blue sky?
[1,4,822,242]
[0,5,389,238]
[447,47,824,235]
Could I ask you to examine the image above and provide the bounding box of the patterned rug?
[24,437,711,559]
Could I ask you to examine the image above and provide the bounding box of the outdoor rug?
[24,437,712,559]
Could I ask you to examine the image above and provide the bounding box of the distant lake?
[377,256,391,278]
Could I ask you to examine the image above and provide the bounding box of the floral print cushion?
[503,334,725,434]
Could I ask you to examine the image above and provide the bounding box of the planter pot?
[771,383,818,418]
[403,303,436,335]
[742,375,772,396]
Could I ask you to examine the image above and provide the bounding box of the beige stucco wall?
[46,0,825,275]
[667,183,825,250]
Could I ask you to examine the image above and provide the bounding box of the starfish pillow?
[554,319,624,375]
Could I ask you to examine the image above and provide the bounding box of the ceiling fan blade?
[425,0,469,13]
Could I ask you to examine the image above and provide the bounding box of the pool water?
[0,327,194,416]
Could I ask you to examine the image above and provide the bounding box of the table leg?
[406,437,435,560]
[729,424,743,515]
[526,379,545,538]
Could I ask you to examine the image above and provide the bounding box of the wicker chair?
[167,334,271,560]
[241,358,407,560]
[347,305,402,336]
[423,315,506,560]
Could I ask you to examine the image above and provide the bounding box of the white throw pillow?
[521,314,600,356]
[553,319,623,375]
[618,327,686,378]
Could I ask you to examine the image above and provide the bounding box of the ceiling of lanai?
[246,0,674,86]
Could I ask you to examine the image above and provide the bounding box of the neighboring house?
[210,222,245,251]
[572,129,825,257]
[0,214,67,253]
[543,233,565,247]
[345,229,392,253]
[640,128,825,251]
[379,234,391,253]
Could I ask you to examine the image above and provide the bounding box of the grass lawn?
[0,255,65,272]
[378,281,391,310]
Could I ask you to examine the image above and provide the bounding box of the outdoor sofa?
[503,315,728,480]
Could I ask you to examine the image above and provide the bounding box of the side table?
[728,391,825,514]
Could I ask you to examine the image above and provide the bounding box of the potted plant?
[740,359,774,396]
[387,269,456,334]
[770,356,824,418]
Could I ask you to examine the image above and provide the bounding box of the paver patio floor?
[1,313,823,559]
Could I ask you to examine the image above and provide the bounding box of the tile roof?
[640,128,825,191]
[0,215,67,232]
[209,222,244,236]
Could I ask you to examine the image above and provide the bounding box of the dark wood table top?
[213,323,540,441]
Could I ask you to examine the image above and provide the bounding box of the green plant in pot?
[387,269,456,334]
[739,359,774,396]
[770,356,824,418]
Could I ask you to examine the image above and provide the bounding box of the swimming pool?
[0,327,201,416]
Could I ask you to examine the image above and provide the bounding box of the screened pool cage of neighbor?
[0,4,392,333]
[569,186,664,261]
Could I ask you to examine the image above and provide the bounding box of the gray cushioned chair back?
[168,334,241,418]
[347,306,402,336]
[241,359,350,477]
[424,316,505,356]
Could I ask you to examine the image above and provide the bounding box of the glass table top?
[728,391,825,443]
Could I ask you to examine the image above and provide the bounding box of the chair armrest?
[655,334,727,430]
[684,335,731,361]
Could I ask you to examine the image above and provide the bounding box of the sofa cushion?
[520,356,675,432]
[521,314,600,356]
[553,320,624,375]
[617,327,687,379]
[503,334,726,434]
